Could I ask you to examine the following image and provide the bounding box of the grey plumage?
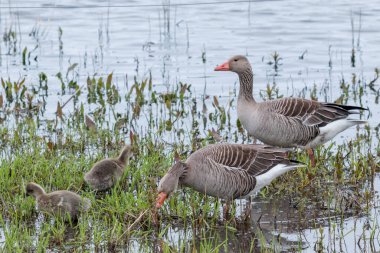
[157,144,304,203]
[26,182,91,220]
[215,55,368,149]
[84,145,133,191]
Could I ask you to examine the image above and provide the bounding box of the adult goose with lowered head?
[215,55,368,166]
[156,143,304,210]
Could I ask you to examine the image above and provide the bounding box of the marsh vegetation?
[0,0,379,252]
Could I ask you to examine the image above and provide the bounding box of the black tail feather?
[289,159,306,165]
[325,103,368,111]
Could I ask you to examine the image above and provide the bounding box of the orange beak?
[156,192,168,208]
[214,61,230,71]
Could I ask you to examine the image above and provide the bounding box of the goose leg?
[244,197,252,222]
[152,208,159,226]
[223,201,231,220]
[307,148,316,167]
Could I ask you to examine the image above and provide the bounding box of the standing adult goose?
[214,55,368,166]
[26,182,91,220]
[156,143,304,212]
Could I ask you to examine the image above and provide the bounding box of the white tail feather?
[252,163,305,193]
[346,119,367,124]
[307,118,367,148]
[320,119,367,140]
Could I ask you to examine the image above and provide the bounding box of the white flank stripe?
[57,197,64,206]
[251,163,304,194]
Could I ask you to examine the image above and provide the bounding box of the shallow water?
[2,0,380,99]
[255,177,380,252]
[1,0,379,252]
[1,0,378,134]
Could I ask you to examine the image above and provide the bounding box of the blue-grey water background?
[1,0,379,128]
[0,0,379,252]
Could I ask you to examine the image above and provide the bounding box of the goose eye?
[234,59,238,62]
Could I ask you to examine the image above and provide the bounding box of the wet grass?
[0,61,379,252]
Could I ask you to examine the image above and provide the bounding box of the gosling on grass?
[84,145,133,191]
[26,182,91,220]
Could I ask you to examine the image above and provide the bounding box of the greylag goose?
[156,143,304,209]
[215,55,368,166]
[26,182,91,220]
[84,145,133,191]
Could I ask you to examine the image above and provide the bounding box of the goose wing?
[40,191,81,214]
[202,144,293,176]
[86,160,120,180]
[265,97,366,127]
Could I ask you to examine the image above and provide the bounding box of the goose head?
[26,182,46,198]
[214,55,251,74]
[156,161,187,208]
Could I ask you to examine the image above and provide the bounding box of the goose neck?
[118,146,132,165]
[34,186,46,199]
[238,69,255,102]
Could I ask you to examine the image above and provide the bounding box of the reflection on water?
[155,176,380,252]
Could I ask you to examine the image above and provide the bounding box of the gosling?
[26,182,91,220]
[84,145,133,191]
